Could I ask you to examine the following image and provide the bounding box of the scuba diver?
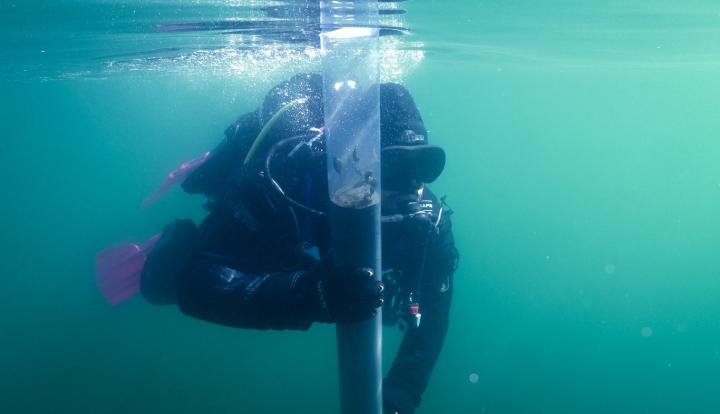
[96,73,459,414]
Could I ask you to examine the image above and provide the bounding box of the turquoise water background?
[2,1,720,413]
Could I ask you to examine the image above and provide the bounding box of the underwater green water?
[2,1,720,413]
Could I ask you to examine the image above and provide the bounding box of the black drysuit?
[140,112,459,413]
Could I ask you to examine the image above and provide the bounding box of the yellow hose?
[243,97,308,164]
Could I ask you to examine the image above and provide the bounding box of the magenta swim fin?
[141,151,210,209]
[96,235,160,305]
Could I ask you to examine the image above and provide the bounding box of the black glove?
[384,401,401,414]
[307,259,384,324]
[383,381,417,414]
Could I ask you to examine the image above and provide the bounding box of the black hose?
[264,134,328,217]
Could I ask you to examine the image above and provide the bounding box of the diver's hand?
[312,261,384,324]
[383,401,404,414]
[383,381,416,414]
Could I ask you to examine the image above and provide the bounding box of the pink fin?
[141,151,210,209]
[96,244,144,305]
[143,234,161,251]
[95,233,161,305]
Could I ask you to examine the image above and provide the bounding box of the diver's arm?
[175,252,384,331]
[175,253,321,330]
[384,220,459,413]
[140,210,320,330]
[168,208,381,330]
[166,206,321,330]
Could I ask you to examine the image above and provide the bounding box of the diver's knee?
[141,219,198,305]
